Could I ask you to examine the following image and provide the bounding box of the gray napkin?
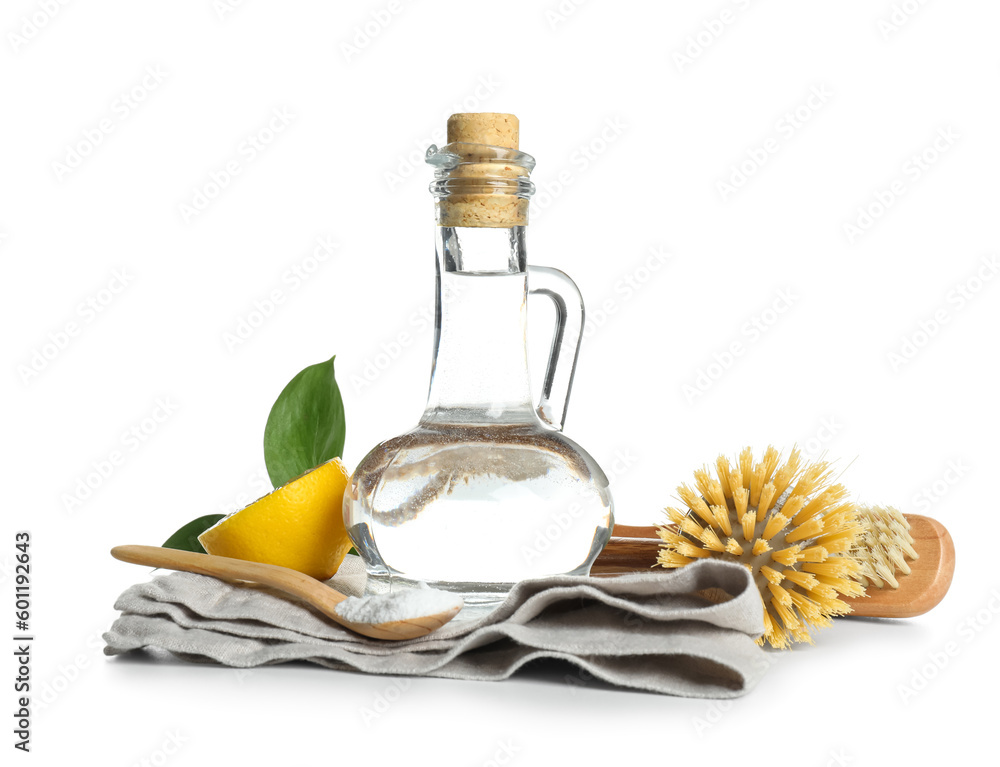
[104,556,769,697]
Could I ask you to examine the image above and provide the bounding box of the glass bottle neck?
[422,226,537,425]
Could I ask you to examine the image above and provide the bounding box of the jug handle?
[527,266,585,431]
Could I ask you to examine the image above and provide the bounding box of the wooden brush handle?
[593,514,955,619]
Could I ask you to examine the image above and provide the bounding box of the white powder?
[334,583,463,624]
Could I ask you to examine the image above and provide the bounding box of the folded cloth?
[104,556,769,697]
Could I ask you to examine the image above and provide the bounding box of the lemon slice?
[199,458,352,580]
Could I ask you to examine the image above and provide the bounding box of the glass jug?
[344,113,613,606]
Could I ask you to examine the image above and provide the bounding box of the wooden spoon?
[591,514,955,618]
[110,545,462,640]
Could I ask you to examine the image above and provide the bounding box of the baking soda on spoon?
[335,583,464,625]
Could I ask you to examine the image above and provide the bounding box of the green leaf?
[263,355,346,488]
[162,514,225,554]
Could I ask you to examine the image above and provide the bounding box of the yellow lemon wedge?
[198,458,352,580]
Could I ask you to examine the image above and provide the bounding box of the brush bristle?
[850,505,918,589]
[656,446,862,650]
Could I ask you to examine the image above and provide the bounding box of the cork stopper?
[432,113,532,228]
[447,113,519,150]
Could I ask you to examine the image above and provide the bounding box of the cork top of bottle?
[428,113,534,228]
[446,113,519,150]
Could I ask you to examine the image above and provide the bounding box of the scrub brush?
[594,511,953,620]
[593,484,954,628]
[655,445,865,649]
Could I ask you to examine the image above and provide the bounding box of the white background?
[3,0,998,764]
